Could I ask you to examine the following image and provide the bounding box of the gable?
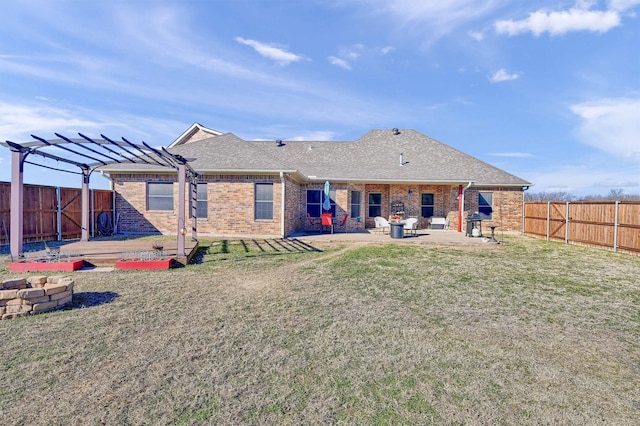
[168,123,224,148]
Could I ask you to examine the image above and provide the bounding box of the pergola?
[1,133,198,259]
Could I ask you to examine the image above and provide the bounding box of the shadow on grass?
[68,291,119,309]
[190,238,322,264]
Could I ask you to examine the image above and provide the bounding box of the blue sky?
[1,0,638,195]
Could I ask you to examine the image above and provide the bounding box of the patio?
[288,228,498,246]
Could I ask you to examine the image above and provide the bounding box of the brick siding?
[112,174,524,237]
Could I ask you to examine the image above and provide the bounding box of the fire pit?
[1,275,74,320]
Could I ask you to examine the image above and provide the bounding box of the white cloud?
[235,37,305,65]
[495,7,621,36]
[608,0,640,12]
[380,46,395,55]
[524,164,640,195]
[489,68,520,82]
[340,44,364,60]
[328,56,352,70]
[0,103,100,142]
[355,0,502,45]
[468,30,484,41]
[571,97,640,159]
[0,101,185,145]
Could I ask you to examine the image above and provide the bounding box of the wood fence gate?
[0,182,113,245]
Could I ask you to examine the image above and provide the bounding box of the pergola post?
[81,169,90,241]
[190,179,198,242]
[10,150,24,258]
[177,164,186,257]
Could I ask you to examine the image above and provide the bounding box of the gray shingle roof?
[101,128,531,187]
[247,129,531,186]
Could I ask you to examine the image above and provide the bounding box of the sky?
[1,0,639,195]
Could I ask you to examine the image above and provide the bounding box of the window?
[306,189,322,217]
[147,182,173,211]
[478,192,493,219]
[255,183,273,220]
[195,183,208,218]
[421,193,434,218]
[306,189,335,217]
[368,192,382,217]
[350,191,362,218]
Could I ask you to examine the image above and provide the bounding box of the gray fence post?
[565,202,570,244]
[546,202,550,241]
[614,201,619,252]
[56,186,62,241]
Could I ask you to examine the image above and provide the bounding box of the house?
[100,123,532,238]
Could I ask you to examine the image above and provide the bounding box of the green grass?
[1,236,638,424]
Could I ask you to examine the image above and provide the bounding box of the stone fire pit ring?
[0,275,75,320]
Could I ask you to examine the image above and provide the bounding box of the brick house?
[100,123,532,238]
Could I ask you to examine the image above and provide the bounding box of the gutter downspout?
[280,172,286,238]
[458,181,472,233]
[101,170,117,234]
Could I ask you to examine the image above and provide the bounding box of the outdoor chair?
[429,217,449,230]
[403,217,418,236]
[374,216,390,234]
[307,213,321,232]
[334,215,349,233]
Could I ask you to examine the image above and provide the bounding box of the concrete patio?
[287,228,499,246]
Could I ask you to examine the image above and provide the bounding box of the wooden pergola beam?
[2,133,198,259]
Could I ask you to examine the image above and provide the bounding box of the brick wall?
[112,173,286,238]
[462,187,524,232]
[112,173,525,237]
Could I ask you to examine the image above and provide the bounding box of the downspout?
[280,172,286,238]
[522,186,529,235]
[457,181,472,233]
[101,170,117,234]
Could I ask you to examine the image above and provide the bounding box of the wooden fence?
[524,201,640,255]
[0,182,114,245]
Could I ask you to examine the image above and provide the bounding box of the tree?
[524,191,577,202]
[525,189,640,202]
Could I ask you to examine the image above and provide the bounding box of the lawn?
[1,236,639,425]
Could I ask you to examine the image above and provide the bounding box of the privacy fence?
[0,182,114,245]
[524,201,640,255]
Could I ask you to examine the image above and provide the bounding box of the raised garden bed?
[10,259,84,273]
[115,258,173,270]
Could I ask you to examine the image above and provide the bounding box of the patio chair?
[374,216,390,234]
[307,213,321,232]
[403,217,418,236]
[321,212,333,233]
[429,217,449,230]
[334,215,349,233]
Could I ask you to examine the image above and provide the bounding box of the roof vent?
[276,139,285,147]
[392,128,400,135]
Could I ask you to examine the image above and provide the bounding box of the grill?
[466,213,483,237]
